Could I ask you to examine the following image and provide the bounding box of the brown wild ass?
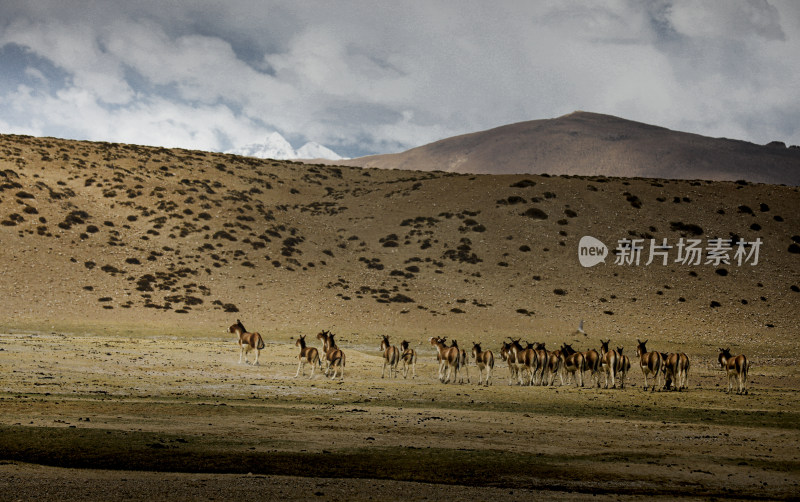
[449,339,470,384]
[677,352,690,389]
[471,342,494,386]
[532,342,549,386]
[228,319,265,365]
[316,330,345,379]
[380,335,401,378]
[508,338,537,386]
[500,341,518,385]
[294,335,320,378]
[399,340,417,379]
[635,339,662,391]
[662,352,690,391]
[615,347,631,389]
[560,343,585,387]
[430,336,460,384]
[718,348,749,394]
[599,339,618,389]
[545,346,564,386]
[583,347,602,388]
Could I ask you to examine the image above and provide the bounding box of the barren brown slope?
[338,112,800,185]
[0,133,798,358]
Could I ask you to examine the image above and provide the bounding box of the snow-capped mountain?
[296,141,343,160]
[226,132,343,160]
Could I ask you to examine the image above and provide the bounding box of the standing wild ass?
[599,339,618,389]
[560,343,586,387]
[430,336,459,384]
[380,335,400,378]
[316,330,345,379]
[583,347,602,388]
[294,335,320,378]
[471,342,494,386]
[532,342,549,386]
[228,319,265,365]
[500,341,518,385]
[718,348,749,394]
[508,339,537,386]
[400,340,417,379]
[635,339,662,391]
[615,347,631,389]
[545,346,563,386]
[450,340,470,384]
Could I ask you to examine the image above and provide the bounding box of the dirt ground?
[1,330,798,501]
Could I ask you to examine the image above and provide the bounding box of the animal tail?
[257,335,265,351]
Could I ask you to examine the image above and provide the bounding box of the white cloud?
[0,0,798,156]
[668,0,785,41]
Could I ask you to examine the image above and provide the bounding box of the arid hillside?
[0,133,798,353]
[338,112,800,185]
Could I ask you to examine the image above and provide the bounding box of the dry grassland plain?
[0,135,798,500]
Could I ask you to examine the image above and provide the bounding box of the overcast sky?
[0,1,797,158]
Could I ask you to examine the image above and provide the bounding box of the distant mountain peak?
[296,141,343,161]
[336,112,799,185]
[226,132,343,161]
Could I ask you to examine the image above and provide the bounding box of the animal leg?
[295,360,303,378]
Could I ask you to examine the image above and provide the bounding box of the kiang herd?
[228,320,751,395]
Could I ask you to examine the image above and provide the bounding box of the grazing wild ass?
[228,319,265,365]
[718,348,749,394]
[380,335,401,378]
[615,347,631,389]
[430,336,459,384]
[400,340,417,379]
[316,330,345,379]
[560,343,586,387]
[635,339,663,391]
[662,352,690,391]
[599,339,618,389]
[294,335,320,378]
[471,342,494,386]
